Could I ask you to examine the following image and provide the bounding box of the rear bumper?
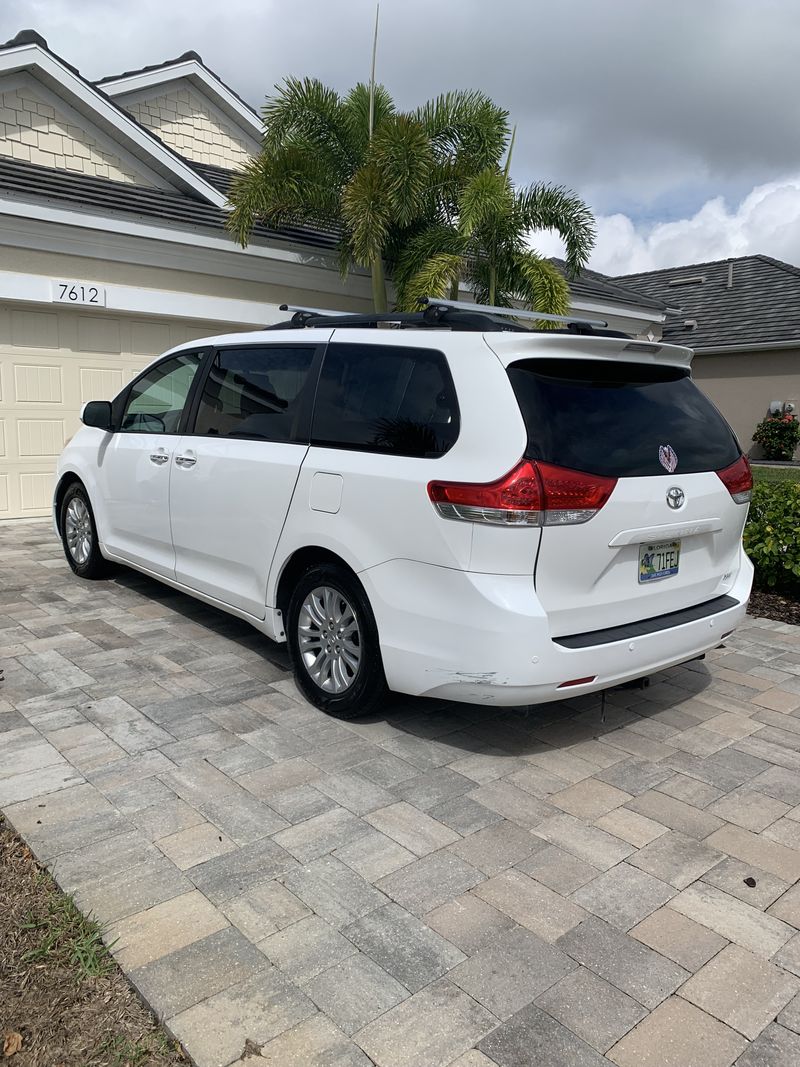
[363,551,753,706]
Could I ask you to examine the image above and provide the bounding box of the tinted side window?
[508,358,741,477]
[121,352,201,434]
[194,346,315,442]
[311,343,459,457]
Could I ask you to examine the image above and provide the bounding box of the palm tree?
[227,79,508,312]
[393,161,596,316]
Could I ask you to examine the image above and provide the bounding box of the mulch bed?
[748,588,800,627]
[0,815,185,1067]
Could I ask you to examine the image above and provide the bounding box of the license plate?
[639,539,681,583]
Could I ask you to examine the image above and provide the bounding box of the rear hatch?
[505,353,750,637]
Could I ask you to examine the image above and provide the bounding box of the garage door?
[0,304,229,519]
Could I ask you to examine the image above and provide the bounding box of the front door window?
[121,352,202,434]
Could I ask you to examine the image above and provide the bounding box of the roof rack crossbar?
[420,297,608,329]
[278,303,351,327]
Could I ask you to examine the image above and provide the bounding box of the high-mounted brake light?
[428,460,617,527]
[716,455,752,504]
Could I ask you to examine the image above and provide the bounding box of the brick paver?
[3,521,800,1065]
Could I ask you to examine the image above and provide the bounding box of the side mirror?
[81,400,114,432]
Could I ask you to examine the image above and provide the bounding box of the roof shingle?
[615,255,800,348]
[0,155,338,251]
[551,258,667,312]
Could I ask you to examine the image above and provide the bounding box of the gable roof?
[96,51,262,144]
[615,255,800,349]
[0,29,228,206]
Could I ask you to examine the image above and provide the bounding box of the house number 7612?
[52,281,107,307]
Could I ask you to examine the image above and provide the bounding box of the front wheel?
[59,483,109,579]
[286,563,387,719]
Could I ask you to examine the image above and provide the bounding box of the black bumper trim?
[553,594,740,649]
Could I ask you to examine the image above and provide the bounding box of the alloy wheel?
[65,497,93,566]
[297,585,361,693]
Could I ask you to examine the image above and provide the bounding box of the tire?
[286,562,388,719]
[59,482,110,580]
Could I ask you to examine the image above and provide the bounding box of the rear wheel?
[59,483,109,579]
[286,563,387,718]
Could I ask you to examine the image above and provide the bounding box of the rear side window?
[311,342,459,457]
[194,345,315,441]
[508,358,740,477]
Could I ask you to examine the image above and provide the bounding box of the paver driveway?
[4,521,800,1067]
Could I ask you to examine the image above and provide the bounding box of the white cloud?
[534,176,800,276]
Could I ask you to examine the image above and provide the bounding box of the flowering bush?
[744,481,800,590]
[752,413,800,460]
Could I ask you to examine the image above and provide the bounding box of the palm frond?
[510,251,571,319]
[399,253,464,310]
[336,238,355,281]
[342,82,396,161]
[370,115,433,226]
[392,224,466,299]
[464,259,515,308]
[227,154,273,246]
[515,183,596,277]
[415,90,509,170]
[392,158,467,230]
[261,77,354,179]
[227,144,340,245]
[458,167,514,237]
[341,163,391,266]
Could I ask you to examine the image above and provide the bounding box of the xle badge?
[659,444,678,473]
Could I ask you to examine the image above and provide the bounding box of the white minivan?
[55,300,753,718]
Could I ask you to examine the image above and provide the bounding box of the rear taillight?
[428,460,617,526]
[716,455,752,504]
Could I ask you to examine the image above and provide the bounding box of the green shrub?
[752,413,800,460]
[744,481,800,590]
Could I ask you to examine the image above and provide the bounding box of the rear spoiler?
[484,333,693,370]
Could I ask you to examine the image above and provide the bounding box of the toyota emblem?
[666,487,685,510]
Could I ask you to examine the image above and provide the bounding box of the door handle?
[175,452,197,468]
[149,450,169,465]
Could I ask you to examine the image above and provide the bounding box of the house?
[549,258,668,340]
[615,256,800,458]
[0,29,666,520]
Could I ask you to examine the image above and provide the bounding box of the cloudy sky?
[3,0,800,275]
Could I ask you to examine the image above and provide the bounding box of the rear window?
[508,358,740,477]
[311,342,459,458]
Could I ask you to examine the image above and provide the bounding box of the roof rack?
[267,299,630,338]
[418,297,608,329]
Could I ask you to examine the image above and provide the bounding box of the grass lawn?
[0,814,185,1066]
[751,464,800,484]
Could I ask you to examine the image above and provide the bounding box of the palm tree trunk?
[371,255,388,312]
[449,276,459,301]
[488,264,497,306]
